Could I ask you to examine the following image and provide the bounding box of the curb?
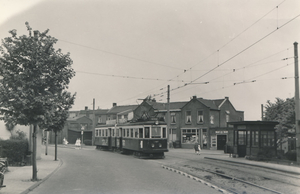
[161,165,231,194]
[204,157,300,175]
[20,158,63,194]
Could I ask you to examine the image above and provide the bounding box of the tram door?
[237,131,246,157]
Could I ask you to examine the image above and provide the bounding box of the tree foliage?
[264,97,295,139]
[0,22,76,127]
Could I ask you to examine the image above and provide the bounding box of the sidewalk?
[168,148,300,175]
[1,154,62,194]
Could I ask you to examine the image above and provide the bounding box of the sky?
[0,0,299,122]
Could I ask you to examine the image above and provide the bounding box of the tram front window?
[151,127,161,138]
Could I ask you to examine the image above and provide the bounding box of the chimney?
[225,97,229,100]
[85,106,88,110]
[113,103,117,107]
[192,95,197,99]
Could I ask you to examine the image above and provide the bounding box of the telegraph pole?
[294,42,300,164]
[167,85,171,149]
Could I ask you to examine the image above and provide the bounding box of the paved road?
[29,147,220,194]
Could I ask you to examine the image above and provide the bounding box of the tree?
[264,97,295,146]
[0,22,75,181]
[42,91,75,161]
[5,119,16,136]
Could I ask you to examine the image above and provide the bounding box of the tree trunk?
[32,124,38,181]
[55,131,58,161]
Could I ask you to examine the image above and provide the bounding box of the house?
[131,96,244,149]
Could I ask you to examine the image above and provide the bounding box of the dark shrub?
[0,139,28,165]
[285,150,296,161]
[84,139,92,145]
[256,148,276,161]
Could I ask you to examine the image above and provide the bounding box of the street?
[29,147,220,194]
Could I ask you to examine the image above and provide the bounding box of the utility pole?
[294,42,300,164]
[167,85,171,149]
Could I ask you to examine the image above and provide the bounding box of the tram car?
[95,121,168,158]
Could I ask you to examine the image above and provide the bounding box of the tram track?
[159,154,300,194]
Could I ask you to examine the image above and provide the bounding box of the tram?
[95,121,168,158]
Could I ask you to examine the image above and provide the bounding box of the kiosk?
[227,121,278,157]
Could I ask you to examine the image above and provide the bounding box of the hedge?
[0,139,29,166]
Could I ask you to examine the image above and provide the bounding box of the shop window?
[186,111,192,124]
[198,110,204,124]
[202,129,207,148]
[182,129,198,144]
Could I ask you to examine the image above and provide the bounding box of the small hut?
[227,121,278,158]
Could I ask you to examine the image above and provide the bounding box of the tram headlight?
[151,143,155,148]
[159,143,162,148]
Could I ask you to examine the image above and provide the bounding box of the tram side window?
[112,129,115,137]
[95,130,98,137]
[127,128,130,137]
[134,128,138,138]
[151,127,161,138]
[116,128,119,137]
[123,128,126,137]
[130,128,133,138]
[139,128,143,138]
[145,127,150,138]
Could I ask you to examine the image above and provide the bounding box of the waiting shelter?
[227,121,278,157]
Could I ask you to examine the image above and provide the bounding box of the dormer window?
[186,111,192,123]
[198,110,204,124]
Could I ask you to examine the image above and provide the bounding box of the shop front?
[181,128,207,149]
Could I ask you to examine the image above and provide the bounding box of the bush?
[84,139,92,145]
[285,150,296,161]
[0,139,28,166]
[256,148,276,161]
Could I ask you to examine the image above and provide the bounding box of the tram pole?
[294,42,300,164]
[167,85,171,149]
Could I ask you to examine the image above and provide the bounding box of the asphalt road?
[29,147,220,194]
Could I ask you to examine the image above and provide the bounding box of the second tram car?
[95,122,168,158]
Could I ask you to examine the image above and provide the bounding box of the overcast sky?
[0,0,299,121]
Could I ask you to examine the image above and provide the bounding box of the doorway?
[217,135,227,150]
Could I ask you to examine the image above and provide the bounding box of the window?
[139,128,143,138]
[127,128,130,137]
[95,130,99,137]
[134,128,138,138]
[261,131,274,147]
[97,117,102,124]
[198,110,204,124]
[252,131,259,147]
[210,115,214,125]
[163,127,166,138]
[186,111,192,123]
[151,127,161,138]
[226,110,230,123]
[112,129,115,137]
[171,113,176,124]
[130,128,133,138]
[123,128,126,137]
[238,131,246,145]
[116,128,119,137]
[182,129,199,144]
[145,127,150,138]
